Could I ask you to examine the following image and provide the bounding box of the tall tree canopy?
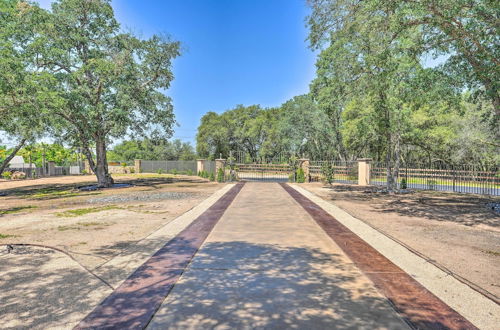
[33,0,180,187]
[307,0,499,121]
[0,0,52,174]
[306,0,499,191]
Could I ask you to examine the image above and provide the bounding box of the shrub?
[121,162,127,167]
[400,177,407,189]
[321,163,335,185]
[187,169,193,176]
[427,179,437,190]
[82,169,88,175]
[2,171,12,180]
[130,167,135,173]
[198,170,201,176]
[170,169,178,175]
[157,168,164,174]
[209,172,215,181]
[296,168,305,183]
[288,172,295,182]
[217,168,224,182]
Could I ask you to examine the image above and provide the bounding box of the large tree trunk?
[0,138,27,174]
[95,137,114,188]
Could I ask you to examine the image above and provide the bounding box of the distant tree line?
[107,139,196,161]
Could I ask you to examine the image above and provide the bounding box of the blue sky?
[37,0,317,146]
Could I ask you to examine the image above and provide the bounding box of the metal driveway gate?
[234,162,293,182]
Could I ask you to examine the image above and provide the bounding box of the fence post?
[134,159,142,173]
[299,159,310,182]
[47,161,56,176]
[357,158,372,186]
[197,159,205,174]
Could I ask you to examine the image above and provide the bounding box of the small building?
[8,156,36,168]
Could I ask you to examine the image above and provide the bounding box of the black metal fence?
[309,160,358,184]
[371,162,500,196]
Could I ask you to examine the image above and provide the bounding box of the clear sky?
[36,0,317,146]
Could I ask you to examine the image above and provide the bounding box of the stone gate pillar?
[134,159,142,173]
[298,159,310,182]
[215,159,226,174]
[358,158,372,186]
[197,159,205,174]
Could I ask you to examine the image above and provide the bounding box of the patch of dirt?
[0,174,223,270]
[302,183,500,299]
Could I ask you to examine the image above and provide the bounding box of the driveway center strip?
[75,182,245,330]
[280,183,476,330]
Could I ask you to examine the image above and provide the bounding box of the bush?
[187,169,193,176]
[209,172,215,181]
[321,163,335,185]
[170,169,178,175]
[130,167,135,173]
[296,168,305,183]
[427,179,437,190]
[157,168,164,174]
[288,172,295,182]
[400,177,407,189]
[2,171,12,180]
[82,169,88,175]
[217,168,224,182]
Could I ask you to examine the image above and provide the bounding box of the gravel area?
[87,191,199,204]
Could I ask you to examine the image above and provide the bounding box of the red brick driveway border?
[75,183,245,330]
[281,183,477,330]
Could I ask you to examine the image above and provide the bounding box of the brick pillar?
[197,159,205,174]
[134,159,142,173]
[358,158,372,186]
[299,159,310,182]
[47,161,56,176]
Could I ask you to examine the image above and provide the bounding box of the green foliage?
[16,143,79,167]
[400,178,407,190]
[296,168,305,183]
[170,169,178,175]
[186,169,193,176]
[216,168,224,182]
[288,172,296,183]
[108,139,196,161]
[2,171,12,180]
[21,0,181,187]
[157,168,164,174]
[426,179,438,190]
[209,171,215,181]
[321,163,335,185]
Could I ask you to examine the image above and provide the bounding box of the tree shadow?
[320,184,500,227]
[148,241,410,329]
[0,246,113,329]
